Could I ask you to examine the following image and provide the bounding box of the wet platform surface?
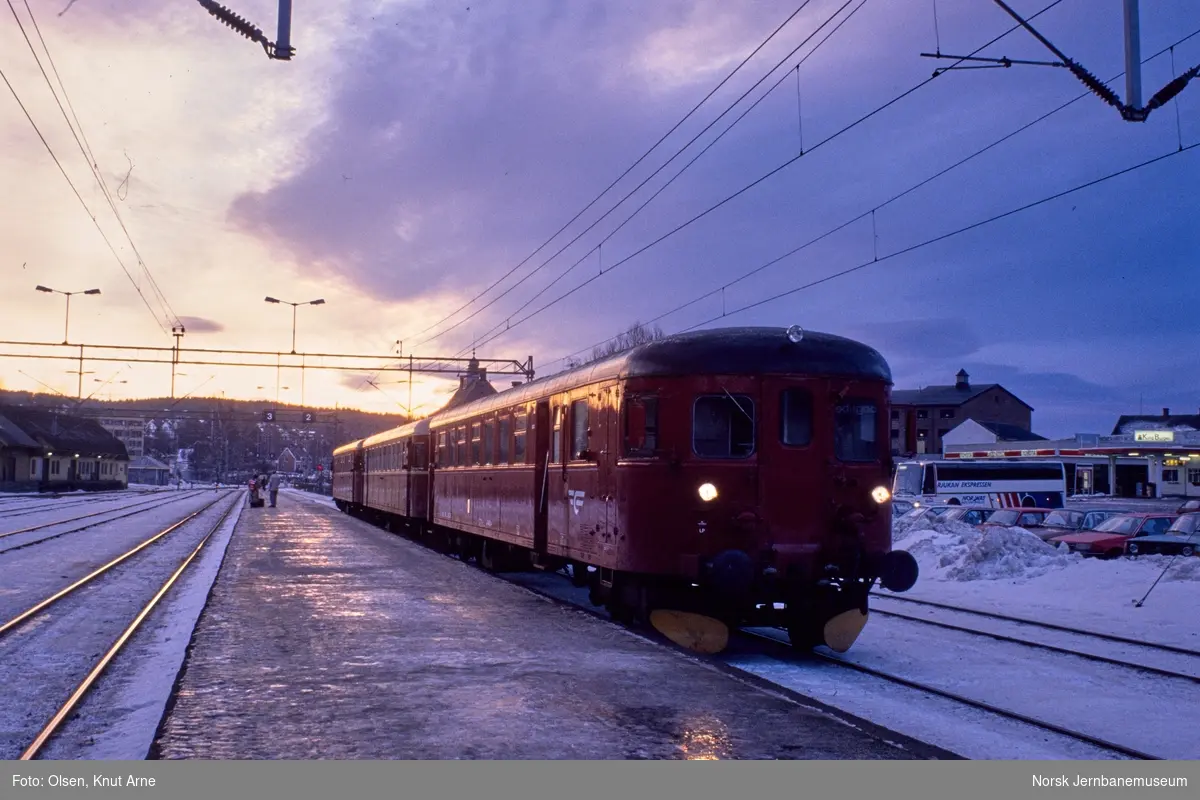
[152,495,929,759]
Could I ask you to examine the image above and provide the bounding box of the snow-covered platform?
[151,494,942,760]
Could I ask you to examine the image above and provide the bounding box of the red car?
[979,508,1052,529]
[1050,513,1176,558]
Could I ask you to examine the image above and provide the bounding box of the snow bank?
[894,515,1076,583]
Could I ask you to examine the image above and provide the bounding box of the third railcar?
[332,326,918,653]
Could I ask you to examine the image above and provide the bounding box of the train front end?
[633,327,918,654]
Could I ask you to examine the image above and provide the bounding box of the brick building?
[891,369,1034,456]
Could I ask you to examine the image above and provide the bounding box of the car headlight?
[698,483,718,502]
[871,486,890,504]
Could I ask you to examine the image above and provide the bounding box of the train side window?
[499,416,511,464]
[571,399,589,460]
[623,395,658,457]
[513,412,528,464]
[693,395,755,458]
[834,400,878,462]
[437,431,448,466]
[780,388,812,446]
[456,426,467,467]
[483,419,495,465]
[551,407,563,463]
[413,442,428,470]
[470,423,482,465]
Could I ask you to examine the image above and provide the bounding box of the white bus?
[892,460,1067,509]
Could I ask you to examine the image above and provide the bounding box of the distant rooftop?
[892,368,1031,410]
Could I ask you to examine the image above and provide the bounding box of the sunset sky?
[1,0,1198,437]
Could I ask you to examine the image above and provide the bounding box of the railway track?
[0,490,161,519]
[0,491,241,760]
[0,490,208,554]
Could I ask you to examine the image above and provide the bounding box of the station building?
[891,369,1035,456]
[939,408,1200,499]
[0,404,129,492]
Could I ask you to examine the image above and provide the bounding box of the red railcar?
[332,326,918,652]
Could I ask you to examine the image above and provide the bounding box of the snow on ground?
[281,487,338,509]
[885,514,1200,649]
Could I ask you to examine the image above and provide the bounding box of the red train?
[331,326,918,653]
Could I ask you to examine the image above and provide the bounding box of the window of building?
[623,395,658,457]
[939,409,955,419]
[916,410,929,420]
[30,460,38,477]
[693,395,755,459]
[890,410,900,421]
[498,416,511,464]
[513,412,528,464]
[551,407,563,463]
[779,388,812,446]
[834,400,878,462]
[571,399,589,460]
[891,429,900,440]
[1163,469,1180,483]
[483,420,495,465]
[50,460,61,476]
[937,428,950,440]
[1189,468,1200,486]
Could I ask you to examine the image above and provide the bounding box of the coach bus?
[892,460,1067,509]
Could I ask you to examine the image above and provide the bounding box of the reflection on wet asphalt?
[153,500,913,759]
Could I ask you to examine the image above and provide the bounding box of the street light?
[36,285,101,344]
[264,296,325,354]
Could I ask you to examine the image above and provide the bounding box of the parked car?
[1176,499,1200,514]
[896,505,951,525]
[980,508,1052,530]
[1050,513,1177,558]
[939,506,998,526]
[892,499,916,518]
[1028,508,1129,542]
[1126,513,1200,557]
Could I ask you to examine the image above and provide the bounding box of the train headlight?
[698,483,718,502]
[871,486,890,504]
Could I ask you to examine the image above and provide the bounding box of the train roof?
[431,326,890,428]
[332,439,364,456]
[362,417,431,448]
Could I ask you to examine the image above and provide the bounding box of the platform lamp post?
[264,296,325,354]
[36,285,101,345]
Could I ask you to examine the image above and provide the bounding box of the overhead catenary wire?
[424,0,861,352]
[4,2,178,336]
[454,0,869,358]
[465,0,1069,353]
[404,0,821,348]
[677,142,1199,333]
[549,24,1200,369]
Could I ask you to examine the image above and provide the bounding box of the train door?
[352,446,365,507]
[533,400,551,556]
[758,377,821,541]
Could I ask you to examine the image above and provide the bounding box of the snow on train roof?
[431,326,890,429]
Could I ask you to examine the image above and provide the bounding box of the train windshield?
[693,394,755,458]
[833,400,878,462]
[893,463,924,496]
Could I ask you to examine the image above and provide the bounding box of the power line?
[403,0,820,347]
[681,142,1198,330]
[424,0,861,352]
[549,23,1200,370]
[466,0,1069,353]
[8,1,180,335]
[454,0,870,358]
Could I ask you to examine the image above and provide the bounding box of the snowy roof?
[1111,414,1200,435]
[978,421,1046,441]
[129,455,170,471]
[0,405,128,458]
[892,383,1031,410]
[0,412,40,448]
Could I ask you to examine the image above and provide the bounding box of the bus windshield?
[893,463,923,496]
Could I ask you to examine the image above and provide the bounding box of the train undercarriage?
[335,501,919,656]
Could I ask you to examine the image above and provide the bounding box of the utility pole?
[170,324,186,398]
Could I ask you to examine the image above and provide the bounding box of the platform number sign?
[263,410,276,422]
[302,412,315,424]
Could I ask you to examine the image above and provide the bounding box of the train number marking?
[567,490,585,515]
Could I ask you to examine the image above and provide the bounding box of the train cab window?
[623,395,658,457]
[499,416,511,464]
[551,407,563,463]
[513,412,528,464]
[470,423,482,465]
[780,388,812,446]
[571,399,589,460]
[834,400,879,462]
[483,420,495,465]
[693,395,755,459]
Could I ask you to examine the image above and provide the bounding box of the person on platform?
[268,471,282,507]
